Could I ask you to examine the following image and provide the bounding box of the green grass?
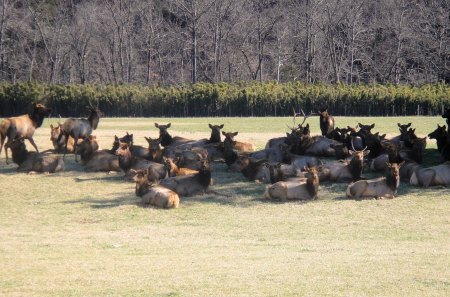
[0,116,449,296]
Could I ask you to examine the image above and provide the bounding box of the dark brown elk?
[155,123,199,148]
[159,159,212,196]
[399,137,426,164]
[222,132,241,167]
[0,103,51,163]
[144,137,164,163]
[346,162,403,199]
[318,106,335,137]
[318,143,370,182]
[50,123,75,153]
[112,132,150,160]
[58,107,101,162]
[442,108,450,125]
[208,124,224,143]
[428,124,447,152]
[399,160,422,182]
[115,142,167,181]
[8,137,64,173]
[370,142,403,172]
[133,169,180,209]
[77,136,121,172]
[409,162,450,187]
[264,167,319,201]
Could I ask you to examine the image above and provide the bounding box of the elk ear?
[114,135,119,141]
[399,161,405,167]
[380,134,386,139]
[222,131,226,136]
[348,150,355,155]
[358,123,363,128]
[233,132,238,136]
[443,125,447,130]
[407,123,411,127]
[50,124,53,129]
[370,124,375,128]
[363,150,371,156]
[219,124,224,129]
[154,123,159,128]
[385,162,392,168]
[397,123,401,127]
[144,136,150,143]
[167,123,171,128]
[208,124,213,128]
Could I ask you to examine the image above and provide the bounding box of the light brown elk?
[50,123,75,153]
[58,107,101,162]
[318,143,370,182]
[77,136,121,172]
[133,169,180,209]
[264,167,319,201]
[0,103,52,163]
[112,132,150,160]
[165,157,199,176]
[319,106,335,137]
[159,159,212,196]
[409,162,450,187]
[9,137,64,174]
[221,131,255,153]
[144,137,164,163]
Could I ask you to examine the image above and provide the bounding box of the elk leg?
[73,136,79,162]
[28,137,39,153]
[4,141,10,164]
[62,134,70,160]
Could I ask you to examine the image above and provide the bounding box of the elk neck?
[135,177,149,197]
[209,131,221,143]
[160,132,173,147]
[349,154,364,181]
[117,148,134,172]
[196,165,211,188]
[386,167,400,192]
[88,111,100,130]
[306,172,319,198]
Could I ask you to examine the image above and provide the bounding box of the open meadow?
[0,116,449,296]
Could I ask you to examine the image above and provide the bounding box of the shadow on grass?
[64,192,140,209]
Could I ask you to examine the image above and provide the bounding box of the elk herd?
[1,103,450,209]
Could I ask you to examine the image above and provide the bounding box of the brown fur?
[50,123,75,153]
[319,107,335,137]
[144,137,163,163]
[221,131,255,153]
[77,136,121,172]
[165,157,199,176]
[9,138,64,173]
[133,170,179,208]
[318,149,370,182]
[346,162,403,199]
[0,103,51,163]
[264,167,319,201]
[208,124,224,143]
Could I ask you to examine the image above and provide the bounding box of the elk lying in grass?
[77,136,121,172]
[50,123,75,153]
[9,138,64,174]
[409,162,450,187]
[0,103,52,163]
[115,142,167,181]
[155,123,200,148]
[228,156,271,183]
[58,107,101,162]
[399,160,422,182]
[346,162,403,199]
[165,157,199,176]
[318,145,369,182]
[144,137,164,163]
[208,124,224,143]
[319,106,335,137]
[159,159,212,196]
[221,131,255,152]
[264,167,319,201]
[111,132,150,160]
[133,169,179,209]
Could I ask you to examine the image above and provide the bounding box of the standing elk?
[50,123,75,153]
[346,162,403,199]
[0,103,52,164]
[8,137,64,174]
[318,106,335,137]
[58,106,101,162]
[133,169,180,209]
[264,167,319,201]
[409,162,450,187]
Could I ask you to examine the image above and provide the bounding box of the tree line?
[0,0,449,86]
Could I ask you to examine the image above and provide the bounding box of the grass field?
[0,116,449,297]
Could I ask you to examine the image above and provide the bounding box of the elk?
[133,169,180,209]
[159,159,212,196]
[428,125,447,152]
[264,167,319,201]
[50,123,75,153]
[77,136,121,172]
[58,106,101,162]
[442,108,450,125]
[399,137,426,164]
[318,106,335,137]
[112,132,150,160]
[389,123,412,146]
[318,141,369,182]
[0,103,52,163]
[8,137,64,174]
[221,131,255,152]
[228,156,271,182]
[144,137,164,163]
[409,162,450,187]
[165,157,199,176]
[115,142,167,181]
[154,123,199,148]
[399,160,422,182]
[208,124,224,143]
[370,142,402,172]
[346,162,403,199]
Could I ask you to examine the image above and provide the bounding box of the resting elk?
[318,142,369,182]
[58,106,101,162]
[221,131,255,153]
[112,132,150,160]
[155,123,201,148]
[8,137,64,174]
[159,159,212,196]
[77,136,121,172]
[264,167,319,201]
[133,169,180,209]
[346,162,403,199]
[0,103,52,164]
[208,124,224,143]
[428,125,447,152]
[409,162,450,187]
[165,157,199,176]
[318,106,335,138]
[144,137,164,163]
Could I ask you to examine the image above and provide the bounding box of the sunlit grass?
[0,116,449,296]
